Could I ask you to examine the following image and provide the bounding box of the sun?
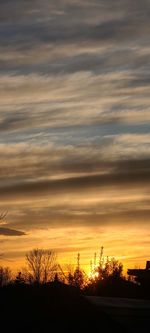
[88,270,99,280]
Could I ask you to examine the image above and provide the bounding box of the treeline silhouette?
[0,247,150,299]
[1,248,150,332]
[0,249,118,332]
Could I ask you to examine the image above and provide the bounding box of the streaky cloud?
[0,227,25,236]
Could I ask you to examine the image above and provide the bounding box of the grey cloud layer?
[1,0,150,75]
[0,0,150,135]
[0,0,150,236]
[0,157,149,197]
[0,0,150,44]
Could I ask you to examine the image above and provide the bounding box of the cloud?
[0,70,149,140]
[0,133,149,185]
[0,158,149,198]
[0,227,25,236]
[0,0,150,47]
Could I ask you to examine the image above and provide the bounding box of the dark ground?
[87,296,150,333]
[0,281,128,333]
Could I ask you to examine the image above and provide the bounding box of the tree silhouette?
[26,248,56,284]
[0,212,7,258]
[0,212,7,221]
[0,266,11,286]
[95,256,123,281]
[73,267,85,288]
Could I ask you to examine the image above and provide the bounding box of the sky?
[0,0,150,273]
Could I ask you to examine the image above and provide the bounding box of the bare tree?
[0,266,11,286]
[26,248,56,284]
[42,250,57,283]
[0,212,8,259]
[15,267,34,284]
[0,212,7,222]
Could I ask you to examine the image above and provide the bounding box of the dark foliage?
[84,275,150,300]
